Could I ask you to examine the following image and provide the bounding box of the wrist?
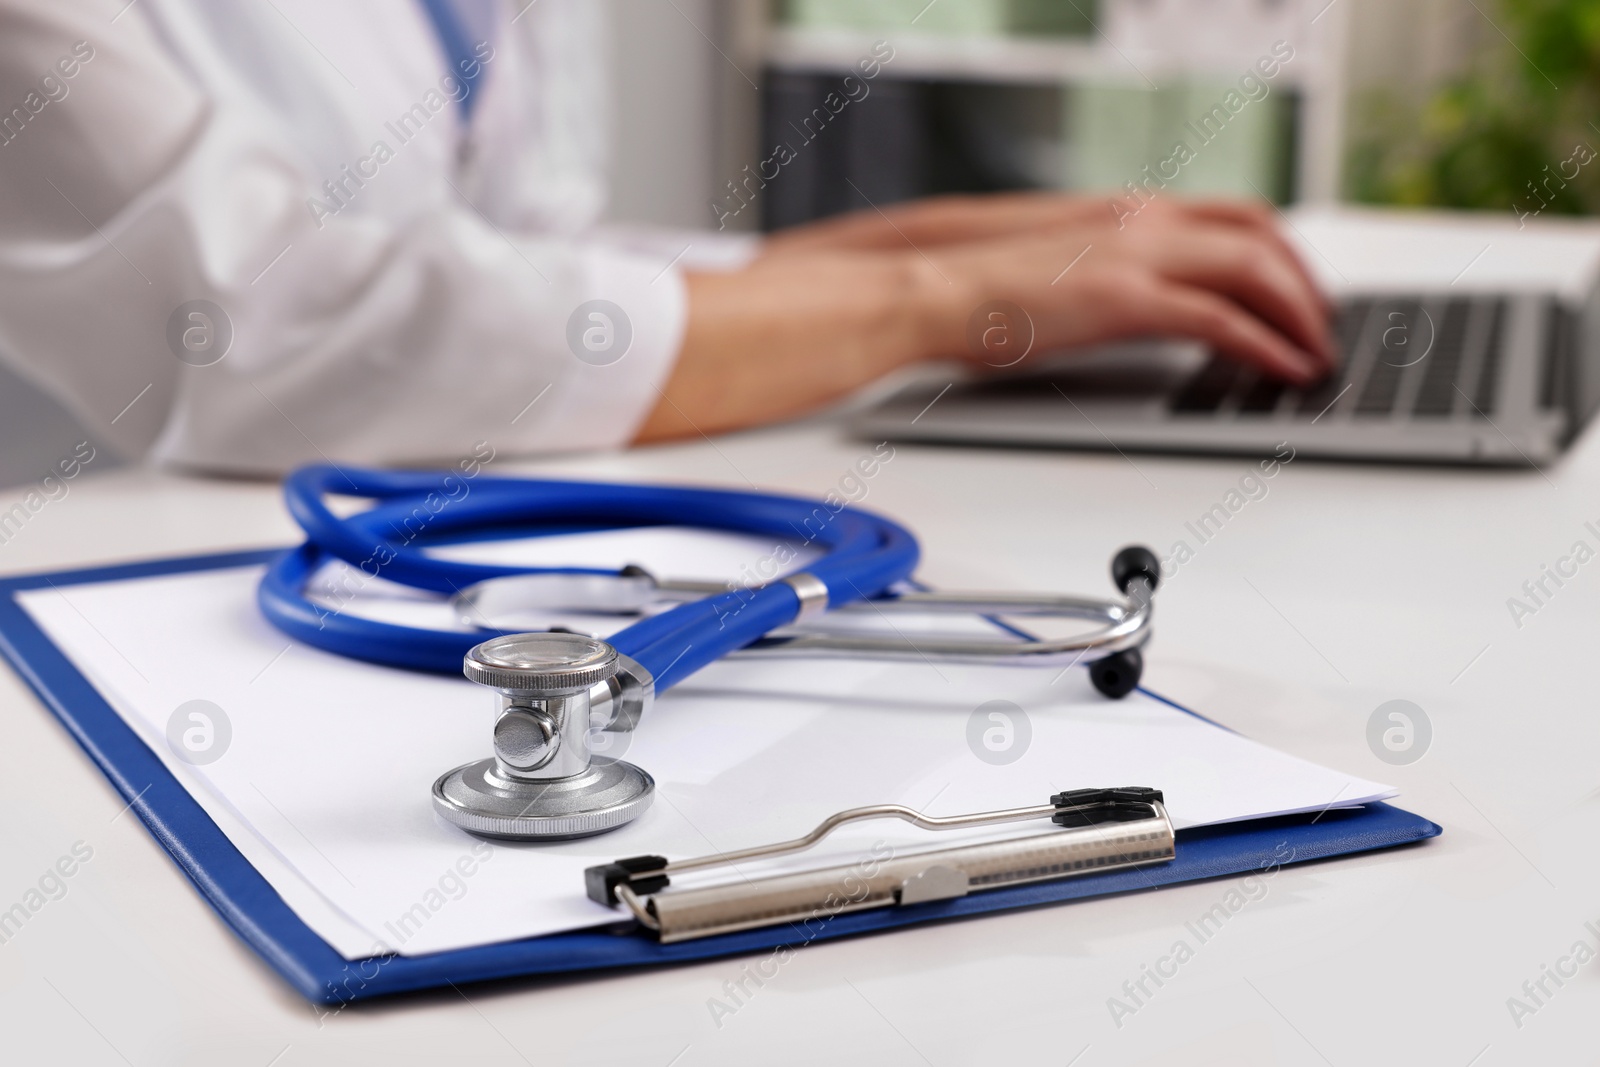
[897,250,975,363]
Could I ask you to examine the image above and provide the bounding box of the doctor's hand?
[763,190,1296,257]
[635,195,1333,443]
[917,203,1335,380]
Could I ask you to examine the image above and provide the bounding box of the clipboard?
[0,548,1441,1004]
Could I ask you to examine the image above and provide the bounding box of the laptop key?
[1357,300,1423,415]
[1237,374,1285,414]
[1333,298,1375,355]
[1411,298,1470,416]
[1291,369,1351,420]
[1356,360,1402,415]
[1472,299,1507,416]
[1296,299,1371,416]
[1170,357,1242,413]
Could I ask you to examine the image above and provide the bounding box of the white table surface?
[1,420,1596,1066]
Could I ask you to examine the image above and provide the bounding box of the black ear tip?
[1111,545,1161,594]
[1090,647,1143,699]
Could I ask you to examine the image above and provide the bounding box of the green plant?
[1347,0,1600,217]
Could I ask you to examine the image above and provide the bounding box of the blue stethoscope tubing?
[257,465,921,692]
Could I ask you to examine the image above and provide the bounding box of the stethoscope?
[258,465,1161,841]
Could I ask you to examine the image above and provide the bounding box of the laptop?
[852,209,1600,465]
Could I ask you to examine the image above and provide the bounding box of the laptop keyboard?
[1170,296,1509,420]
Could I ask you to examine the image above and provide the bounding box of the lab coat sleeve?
[0,1,686,474]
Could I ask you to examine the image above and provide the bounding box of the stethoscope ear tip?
[1111,545,1162,596]
[1089,647,1143,699]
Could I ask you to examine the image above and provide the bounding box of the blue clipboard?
[0,548,1442,1005]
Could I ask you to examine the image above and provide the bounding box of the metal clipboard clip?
[584,787,1174,943]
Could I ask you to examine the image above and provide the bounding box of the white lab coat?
[0,0,702,473]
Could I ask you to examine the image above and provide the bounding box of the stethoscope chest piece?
[432,632,655,840]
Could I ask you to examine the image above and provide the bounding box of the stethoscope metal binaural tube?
[734,581,1153,664]
[453,556,1157,677]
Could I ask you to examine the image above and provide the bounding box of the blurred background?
[5,0,1594,482]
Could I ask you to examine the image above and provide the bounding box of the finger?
[1121,200,1331,337]
[1137,226,1336,370]
[913,192,1115,243]
[1115,279,1324,385]
[1181,199,1276,230]
[1180,199,1334,314]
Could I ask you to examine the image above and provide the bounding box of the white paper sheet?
[18,528,1394,958]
